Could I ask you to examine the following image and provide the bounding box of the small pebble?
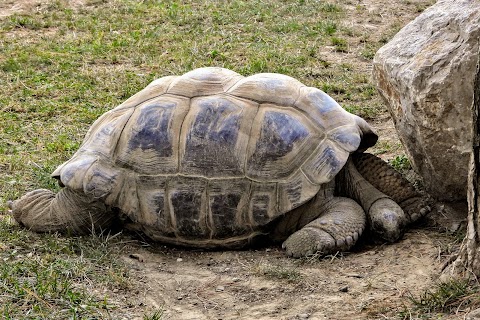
[216,285,225,292]
[176,258,183,262]
[339,286,349,292]
[298,313,310,319]
[345,273,363,278]
[129,253,146,262]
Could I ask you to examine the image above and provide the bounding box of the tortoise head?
[353,115,378,153]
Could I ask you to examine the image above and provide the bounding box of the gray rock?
[373,0,480,201]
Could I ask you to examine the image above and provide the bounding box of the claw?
[282,228,337,258]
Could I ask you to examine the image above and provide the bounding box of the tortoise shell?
[51,67,377,244]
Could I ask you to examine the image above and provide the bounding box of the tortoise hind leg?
[9,188,115,234]
[282,197,366,258]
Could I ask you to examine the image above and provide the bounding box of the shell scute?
[301,141,348,185]
[249,182,277,226]
[246,106,323,180]
[180,95,256,177]
[135,175,174,235]
[127,102,175,156]
[115,95,190,174]
[327,126,362,153]
[167,67,243,97]
[277,171,319,212]
[53,155,98,192]
[293,86,376,184]
[208,179,251,238]
[80,107,135,158]
[295,87,356,131]
[167,176,208,239]
[227,73,304,106]
[115,75,177,111]
[83,160,121,199]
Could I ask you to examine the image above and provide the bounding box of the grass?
[399,279,480,318]
[144,309,165,320]
[331,36,348,52]
[254,263,303,283]
[389,154,412,173]
[0,0,436,317]
[0,216,131,319]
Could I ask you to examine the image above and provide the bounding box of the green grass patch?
[400,279,480,318]
[0,217,130,318]
[319,3,343,13]
[389,154,412,173]
[330,36,348,52]
[254,264,303,283]
[144,309,166,320]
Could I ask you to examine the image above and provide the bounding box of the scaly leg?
[9,188,115,234]
[280,196,366,258]
[352,153,431,222]
[338,156,409,242]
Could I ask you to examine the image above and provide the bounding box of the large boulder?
[373,0,480,201]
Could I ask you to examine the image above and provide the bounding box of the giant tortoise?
[9,67,430,257]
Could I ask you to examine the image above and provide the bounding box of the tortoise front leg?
[9,188,115,234]
[281,197,366,258]
[351,153,431,222]
[338,157,408,243]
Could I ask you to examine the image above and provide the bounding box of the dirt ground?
[109,224,463,320]
[2,0,471,319]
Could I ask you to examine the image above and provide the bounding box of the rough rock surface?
[373,0,480,201]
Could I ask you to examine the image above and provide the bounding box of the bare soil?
[111,227,460,320]
[1,0,468,319]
